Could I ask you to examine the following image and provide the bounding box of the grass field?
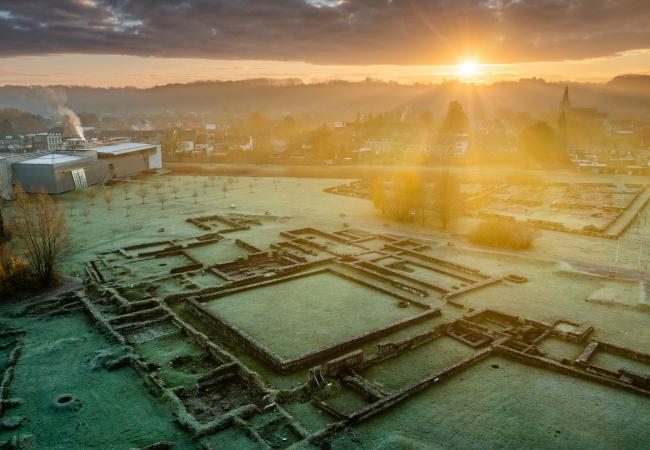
[205,271,420,359]
[184,240,250,266]
[0,314,194,449]
[331,357,650,449]
[2,170,649,449]
[591,351,650,375]
[362,336,476,391]
[539,337,585,361]
[7,171,647,274]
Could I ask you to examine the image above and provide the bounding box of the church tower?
[558,85,570,151]
[558,109,567,136]
[560,85,571,113]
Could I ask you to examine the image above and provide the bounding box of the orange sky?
[2,1,650,88]
[1,50,649,88]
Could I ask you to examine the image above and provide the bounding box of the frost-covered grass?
[206,271,419,359]
[332,357,650,449]
[362,336,476,391]
[2,173,649,449]
[0,314,194,448]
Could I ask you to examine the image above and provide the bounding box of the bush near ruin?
[0,243,32,296]
[469,219,537,250]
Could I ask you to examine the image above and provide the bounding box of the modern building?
[1,142,163,198]
[11,153,106,194]
[93,142,162,179]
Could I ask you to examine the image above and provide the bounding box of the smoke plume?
[57,105,85,140]
[43,88,85,140]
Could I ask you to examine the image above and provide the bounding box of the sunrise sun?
[458,60,479,77]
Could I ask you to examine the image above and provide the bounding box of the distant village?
[2,86,650,199]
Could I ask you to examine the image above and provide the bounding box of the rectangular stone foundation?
[186,296,440,373]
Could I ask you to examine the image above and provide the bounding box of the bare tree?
[153,181,164,194]
[136,185,149,204]
[222,183,228,198]
[120,184,131,200]
[86,188,97,205]
[10,186,70,286]
[158,194,166,210]
[171,184,180,199]
[103,190,113,210]
[192,189,199,204]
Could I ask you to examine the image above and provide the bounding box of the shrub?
[0,244,32,296]
[469,220,537,250]
[11,187,70,287]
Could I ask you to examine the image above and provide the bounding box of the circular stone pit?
[51,394,82,412]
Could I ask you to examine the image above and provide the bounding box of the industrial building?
[11,153,106,194]
[0,142,162,199]
[94,142,162,179]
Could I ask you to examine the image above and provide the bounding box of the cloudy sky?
[1,0,649,87]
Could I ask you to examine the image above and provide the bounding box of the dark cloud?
[0,0,649,64]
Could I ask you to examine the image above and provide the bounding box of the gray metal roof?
[93,142,156,156]
[17,153,86,165]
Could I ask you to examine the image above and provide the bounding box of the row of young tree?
[67,175,246,223]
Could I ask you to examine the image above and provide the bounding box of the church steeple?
[558,109,567,136]
[558,86,569,152]
[560,85,571,113]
